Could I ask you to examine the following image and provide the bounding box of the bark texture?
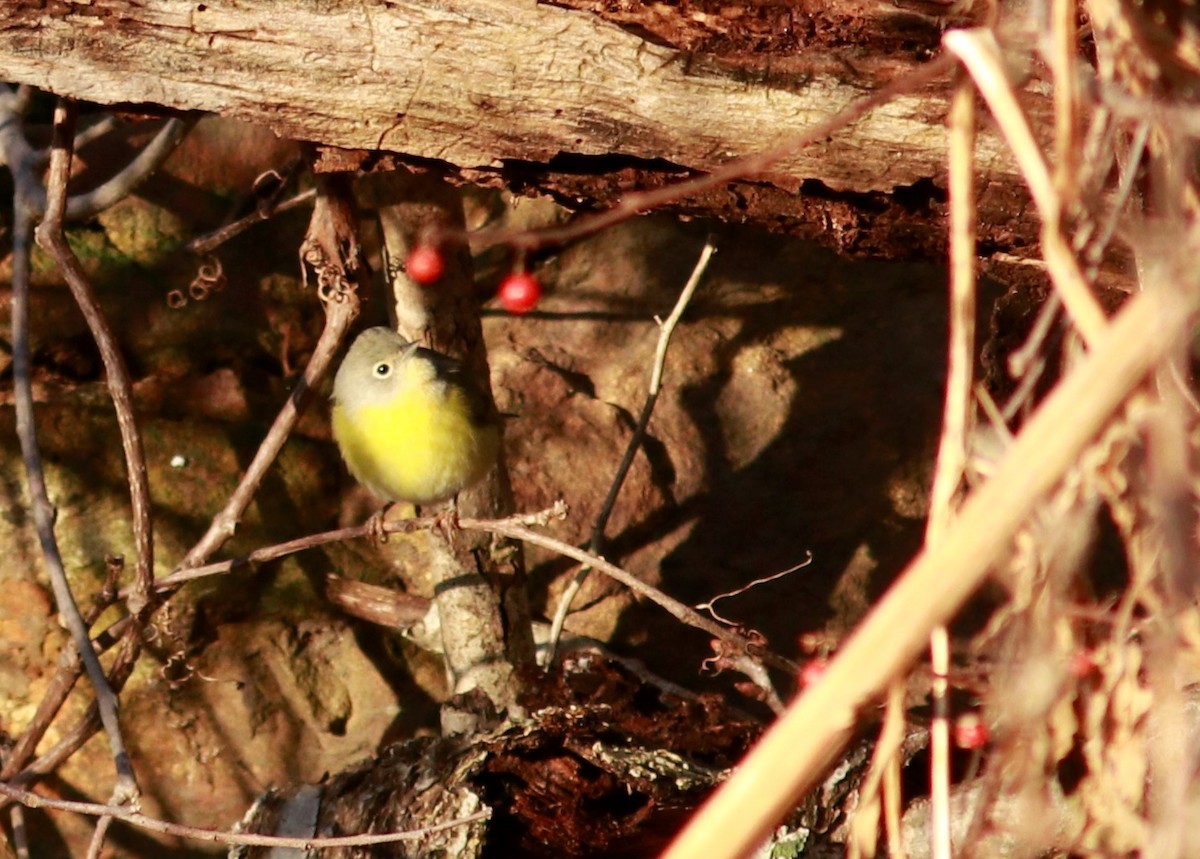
[1,1,1029,232]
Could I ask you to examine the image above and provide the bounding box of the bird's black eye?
[373,361,392,379]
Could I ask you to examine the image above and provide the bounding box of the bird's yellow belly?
[332,386,497,505]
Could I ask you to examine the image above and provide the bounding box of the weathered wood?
[0,0,1015,195]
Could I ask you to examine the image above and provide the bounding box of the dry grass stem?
[943,29,1108,348]
[923,70,980,859]
[661,280,1199,858]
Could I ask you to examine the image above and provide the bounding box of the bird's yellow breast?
[332,369,498,505]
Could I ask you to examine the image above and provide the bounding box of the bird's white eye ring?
[373,362,392,378]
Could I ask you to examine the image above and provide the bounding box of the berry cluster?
[405,243,542,314]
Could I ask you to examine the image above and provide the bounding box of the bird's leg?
[366,501,395,545]
[433,495,463,545]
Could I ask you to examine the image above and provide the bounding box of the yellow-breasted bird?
[331,327,500,506]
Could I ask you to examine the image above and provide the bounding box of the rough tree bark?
[0,0,1045,260]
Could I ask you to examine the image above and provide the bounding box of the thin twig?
[1049,0,1078,201]
[473,518,799,675]
[13,706,102,783]
[186,186,317,255]
[113,502,796,677]
[36,100,156,616]
[30,114,121,168]
[1070,105,1119,227]
[0,780,489,850]
[63,117,196,221]
[9,804,28,859]
[11,619,146,791]
[1009,90,1147,402]
[72,115,121,152]
[848,680,908,859]
[545,236,717,663]
[1097,79,1200,135]
[85,815,114,859]
[0,592,118,782]
[0,91,195,223]
[0,87,42,199]
[148,505,566,594]
[1006,291,1060,383]
[8,166,364,799]
[882,686,905,859]
[695,557,812,628]
[33,100,158,811]
[1080,120,1149,278]
[660,275,1200,859]
[0,94,196,791]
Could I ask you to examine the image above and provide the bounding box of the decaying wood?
[0,0,1044,256]
[235,654,760,858]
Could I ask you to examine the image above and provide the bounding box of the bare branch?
[178,173,363,568]
[473,517,799,676]
[63,117,196,220]
[0,780,489,851]
[546,236,716,662]
[111,503,799,681]
[35,99,157,617]
[186,186,316,255]
[5,97,138,804]
[924,69,980,859]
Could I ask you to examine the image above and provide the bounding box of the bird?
[331,327,500,508]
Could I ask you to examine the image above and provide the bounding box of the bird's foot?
[367,502,395,546]
[432,497,462,544]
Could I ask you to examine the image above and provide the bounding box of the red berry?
[1069,651,1096,678]
[799,658,829,689]
[953,714,989,750]
[497,271,542,314]
[406,244,445,284]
